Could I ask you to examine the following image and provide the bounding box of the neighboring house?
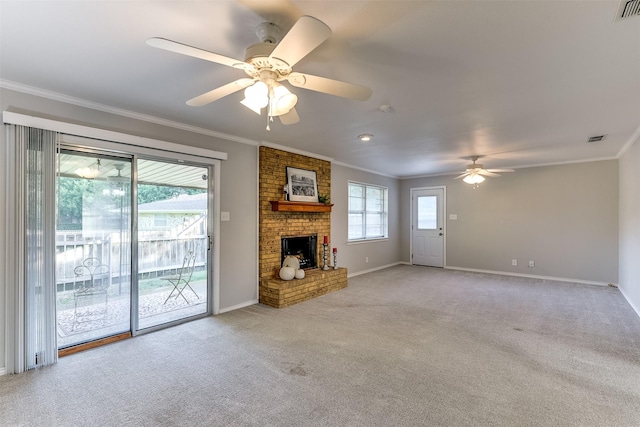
[137,192,207,235]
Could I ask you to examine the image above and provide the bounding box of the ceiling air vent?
[617,0,640,20]
[587,135,606,143]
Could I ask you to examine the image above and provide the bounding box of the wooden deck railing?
[56,231,207,292]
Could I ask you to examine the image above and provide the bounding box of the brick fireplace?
[258,146,347,308]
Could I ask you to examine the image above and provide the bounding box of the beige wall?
[619,137,640,316]
[1,86,632,373]
[1,88,259,370]
[400,160,619,284]
[331,164,402,274]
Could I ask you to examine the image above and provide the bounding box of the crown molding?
[617,123,640,158]
[259,141,334,162]
[331,160,398,179]
[0,79,260,147]
[400,156,619,180]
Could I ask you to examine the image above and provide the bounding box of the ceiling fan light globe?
[241,81,269,114]
[76,166,98,178]
[463,174,485,185]
[267,84,297,116]
[241,97,263,115]
[274,93,298,115]
[244,82,269,106]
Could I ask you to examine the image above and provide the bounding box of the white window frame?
[348,181,388,242]
[153,213,168,227]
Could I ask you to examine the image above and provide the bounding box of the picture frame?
[286,166,319,202]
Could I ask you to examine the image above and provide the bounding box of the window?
[154,213,168,227]
[417,196,437,230]
[348,182,388,241]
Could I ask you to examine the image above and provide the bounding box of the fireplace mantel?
[270,200,333,213]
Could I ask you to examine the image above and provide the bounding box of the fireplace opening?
[281,234,318,269]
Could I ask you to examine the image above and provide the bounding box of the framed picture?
[286,166,319,202]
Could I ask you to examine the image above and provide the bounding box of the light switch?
[449,214,458,220]
[221,211,230,221]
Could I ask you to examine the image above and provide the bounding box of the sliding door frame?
[61,134,222,322]
[131,154,217,335]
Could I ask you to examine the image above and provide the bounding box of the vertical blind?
[5,125,58,373]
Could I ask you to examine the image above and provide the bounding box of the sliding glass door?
[136,158,210,330]
[56,151,132,348]
[56,146,213,349]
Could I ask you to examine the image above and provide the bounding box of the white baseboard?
[618,286,640,320]
[444,265,611,287]
[347,262,404,278]
[0,367,6,376]
[218,299,258,314]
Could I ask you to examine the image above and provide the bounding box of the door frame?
[409,186,446,267]
[59,134,221,339]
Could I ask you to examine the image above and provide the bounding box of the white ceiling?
[1,1,639,178]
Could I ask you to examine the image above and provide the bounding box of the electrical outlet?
[365,257,369,263]
[528,261,535,268]
[512,259,517,266]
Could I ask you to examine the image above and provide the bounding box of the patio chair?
[163,251,199,304]
[73,257,110,327]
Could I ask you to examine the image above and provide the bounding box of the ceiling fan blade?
[287,72,372,101]
[279,107,300,125]
[454,173,469,180]
[478,170,500,177]
[186,78,255,107]
[487,168,515,173]
[147,37,244,69]
[269,15,331,67]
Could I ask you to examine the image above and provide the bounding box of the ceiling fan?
[454,156,514,187]
[147,15,372,130]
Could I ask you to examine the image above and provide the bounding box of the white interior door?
[411,188,444,267]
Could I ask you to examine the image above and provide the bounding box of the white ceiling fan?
[454,156,514,187]
[147,15,372,130]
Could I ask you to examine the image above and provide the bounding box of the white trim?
[347,262,404,278]
[617,123,640,158]
[444,266,611,287]
[347,181,389,243]
[60,134,220,166]
[3,111,228,161]
[346,238,389,245]
[218,300,259,314]
[211,160,222,315]
[256,145,261,305]
[1,79,259,147]
[400,156,620,180]
[0,367,5,376]
[332,160,398,179]
[260,141,334,162]
[618,286,640,320]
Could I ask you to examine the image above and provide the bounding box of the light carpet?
[1,265,639,426]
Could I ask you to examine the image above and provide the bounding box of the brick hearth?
[260,268,347,308]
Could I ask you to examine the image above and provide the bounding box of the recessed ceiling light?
[358,134,373,142]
